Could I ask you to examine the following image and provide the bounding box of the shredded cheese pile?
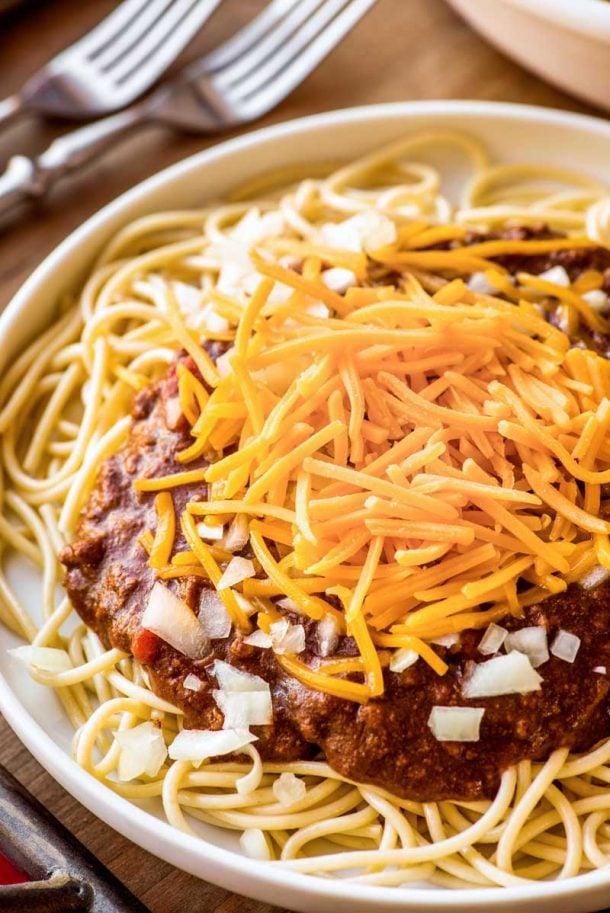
[135,224,610,703]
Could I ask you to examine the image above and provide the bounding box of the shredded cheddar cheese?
[132,221,610,704]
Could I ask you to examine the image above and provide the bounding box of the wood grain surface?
[0,1,600,910]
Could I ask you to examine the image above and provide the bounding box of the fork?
[0,0,223,128]
[0,0,377,219]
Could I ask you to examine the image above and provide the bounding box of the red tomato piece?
[131,628,161,664]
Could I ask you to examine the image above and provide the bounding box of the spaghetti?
[3,131,610,887]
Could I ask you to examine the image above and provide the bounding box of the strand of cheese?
[133,225,610,703]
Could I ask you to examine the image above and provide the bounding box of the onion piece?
[594,666,607,675]
[504,627,549,668]
[467,272,497,295]
[277,597,300,613]
[550,630,581,663]
[389,648,419,673]
[164,396,183,431]
[142,582,209,660]
[196,521,224,541]
[9,645,72,673]
[538,265,570,287]
[223,514,249,553]
[239,828,272,861]
[217,556,255,590]
[430,633,460,649]
[168,728,256,762]
[427,706,485,742]
[580,565,610,589]
[183,673,203,692]
[321,268,357,293]
[317,613,340,657]
[212,661,272,729]
[198,590,232,639]
[321,211,397,253]
[583,289,609,312]
[272,771,307,807]
[478,623,508,656]
[114,721,167,781]
[213,660,269,693]
[243,630,273,648]
[216,346,235,379]
[270,620,305,655]
[213,690,272,727]
[200,304,230,334]
[462,652,543,698]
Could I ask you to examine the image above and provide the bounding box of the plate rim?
[2,99,610,911]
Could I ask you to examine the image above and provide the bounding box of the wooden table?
[0,1,601,910]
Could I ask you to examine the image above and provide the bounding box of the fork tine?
[108,0,222,86]
[186,0,296,76]
[213,0,326,91]
[65,0,153,60]
[227,0,378,118]
[93,0,175,71]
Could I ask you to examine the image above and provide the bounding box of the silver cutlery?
[0,0,377,219]
[0,0,223,128]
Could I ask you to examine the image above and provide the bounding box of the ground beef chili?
[60,234,610,802]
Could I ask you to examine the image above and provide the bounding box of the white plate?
[446,0,610,112]
[2,101,610,913]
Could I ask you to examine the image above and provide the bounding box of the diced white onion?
[550,629,581,664]
[431,633,460,649]
[277,597,300,612]
[114,721,167,781]
[9,645,72,673]
[317,613,340,657]
[196,521,224,541]
[270,620,306,655]
[320,210,397,253]
[169,727,256,761]
[467,272,497,295]
[232,208,285,245]
[504,627,549,668]
[142,582,210,660]
[164,396,183,430]
[200,303,230,334]
[173,281,202,314]
[390,648,419,673]
[243,629,273,648]
[183,673,203,692]
[582,289,610,312]
[594,666,607,675]
[198,590,232,639]
[272,771,307,807]
[213,660,269,693]
[304,301,331,318]
[234,591,257,616]
[462,652,543,698]
[538,265,570,287]
[580,565,610,590]
[321,268,357,293]
[427,706,485,742]
[216,346,235,378]
[217,556,255,590]
[478,623,508,655]
[222,514,249,553]
[239,828,272,861]
[213,690,273,728]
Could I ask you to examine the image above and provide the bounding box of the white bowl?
[447,0,610,112]
[2,101,610,913]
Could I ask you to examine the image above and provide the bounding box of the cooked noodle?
[3,131,610,887]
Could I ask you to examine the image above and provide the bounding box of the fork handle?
[0,104,150,219]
